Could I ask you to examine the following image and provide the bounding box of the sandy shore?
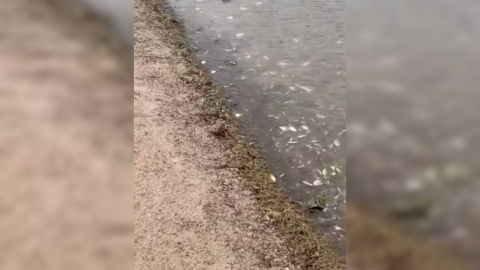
[0,0,339,269]
[134,1,292,269]
[133,0,347,269]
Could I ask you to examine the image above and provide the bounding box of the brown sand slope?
[134,1,295,269]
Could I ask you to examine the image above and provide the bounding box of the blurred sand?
[133,1,292,269]
[0,1,132,269]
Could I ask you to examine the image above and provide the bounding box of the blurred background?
[71,0,133,46]
[0,0,132,269]
[2,0,479,269]
[348,0,480,269]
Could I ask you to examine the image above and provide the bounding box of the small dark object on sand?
[222,0,231,3]
[210,124,229,139]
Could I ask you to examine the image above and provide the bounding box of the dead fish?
[227,60,238,66]
[296,85,313,93]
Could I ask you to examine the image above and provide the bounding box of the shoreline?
[136,1,470,270]
[135,0,344,269]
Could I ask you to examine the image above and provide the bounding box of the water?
[165,0,346,254]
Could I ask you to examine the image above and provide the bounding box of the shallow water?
[165,0,346,254]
